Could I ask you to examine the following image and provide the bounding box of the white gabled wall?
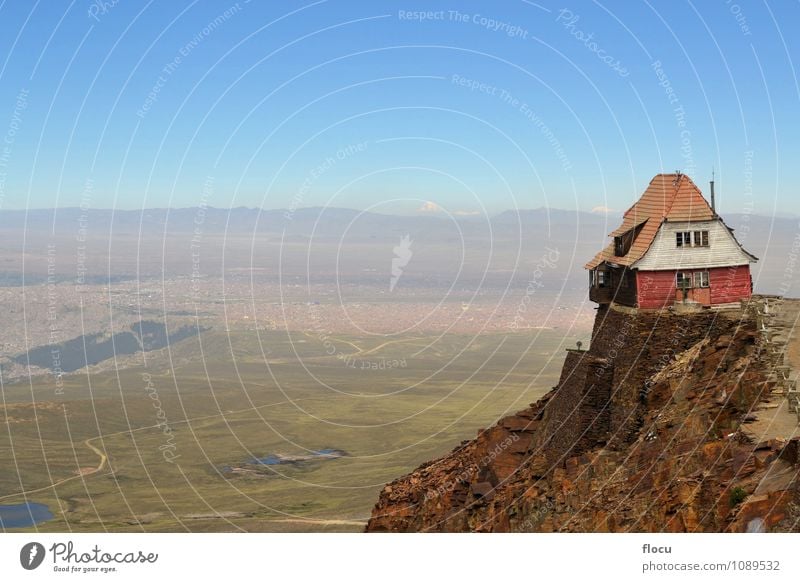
[633,219,752,271]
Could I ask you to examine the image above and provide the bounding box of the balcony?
[589,284,613,304]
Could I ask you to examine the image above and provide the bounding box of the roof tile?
[585,173,714,269]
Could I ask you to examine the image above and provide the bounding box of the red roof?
[585,173,715,269]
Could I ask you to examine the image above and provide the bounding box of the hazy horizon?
[4,205,798,219]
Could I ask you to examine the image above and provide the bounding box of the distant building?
[586,173,757,309]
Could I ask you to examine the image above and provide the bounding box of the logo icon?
[20,542,46,570]
[390,235,413,292]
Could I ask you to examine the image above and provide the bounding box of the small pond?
[0,502,53,528]
[250,449,346,466]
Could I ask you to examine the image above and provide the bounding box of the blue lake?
[252,455,282,466]
[250,449,344,465]
[0,502,53,528]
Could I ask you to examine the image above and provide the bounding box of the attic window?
[676,230,709,248]
[614,227,638,257]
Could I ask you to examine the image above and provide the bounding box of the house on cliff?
[586,173,757,309]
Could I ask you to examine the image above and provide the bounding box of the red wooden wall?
[710,265,752,304]
[635,265,751,309]
[636,270,676,309]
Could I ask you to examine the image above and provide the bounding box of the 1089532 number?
[732,560,780,571]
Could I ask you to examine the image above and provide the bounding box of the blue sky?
[0,0,797,215]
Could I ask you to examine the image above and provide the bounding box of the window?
[693,230,710,247]
[676,272,693,288]
[693,271,710,288]
[596,271,611,287]
[614,236,624,256]
[615,228,637,257]
[591,270,607,288]
[676,230,709,247]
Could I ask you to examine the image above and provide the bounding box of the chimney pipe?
[709,176,716,215]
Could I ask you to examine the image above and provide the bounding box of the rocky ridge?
[367,300,800,532]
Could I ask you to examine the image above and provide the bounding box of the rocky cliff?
[367,301,800,532]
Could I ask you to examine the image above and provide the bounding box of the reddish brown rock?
[366,304,800,533]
